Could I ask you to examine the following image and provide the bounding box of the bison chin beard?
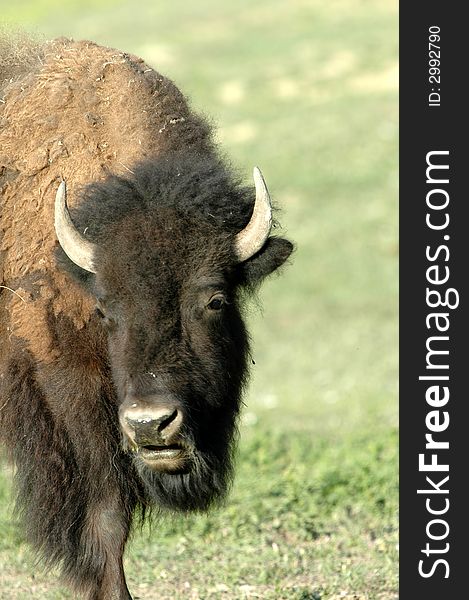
[134,435,237,513]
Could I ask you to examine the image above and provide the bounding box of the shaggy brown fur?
[0,36,293,599]
[1,37,212,360]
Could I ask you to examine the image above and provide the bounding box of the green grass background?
[0,1,398,598]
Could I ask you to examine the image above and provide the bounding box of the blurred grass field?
[0,0,398,598]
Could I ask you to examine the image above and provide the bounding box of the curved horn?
[234,167,273,262]
[55,181,97,273]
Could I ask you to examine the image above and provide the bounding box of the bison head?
[55,157,292,512]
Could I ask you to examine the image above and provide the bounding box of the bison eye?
[95,304,116,329]
[207,294,225,311]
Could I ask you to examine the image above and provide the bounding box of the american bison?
[0,36,292,599]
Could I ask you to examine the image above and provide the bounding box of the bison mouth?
[137,443,189,472]
[140,443,183,459]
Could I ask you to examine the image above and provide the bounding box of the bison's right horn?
[234,167,273,262]
[55,181,97,273]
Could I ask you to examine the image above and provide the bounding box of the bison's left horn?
[234,167,272,262]
[55,181,98,273]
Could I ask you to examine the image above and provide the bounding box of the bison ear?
[239,236,293,284]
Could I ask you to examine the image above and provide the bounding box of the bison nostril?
[156,409,178,434]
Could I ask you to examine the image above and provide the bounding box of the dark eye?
[95,303,116,329]
[207,294,225,311]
